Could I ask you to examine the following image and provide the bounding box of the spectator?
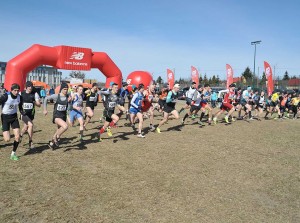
[40,87,46,104]
[211,91,218,108]
[49,87,55,95]
[0,83,6,96]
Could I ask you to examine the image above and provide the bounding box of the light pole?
[251,40,261,84]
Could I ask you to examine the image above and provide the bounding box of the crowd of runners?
[1,80,300,161]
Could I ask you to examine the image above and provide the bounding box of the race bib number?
[148,95,153,100]
[89,97,95,101]
[23,103,33,109]
[57,104,67,111]
[109,102,116,108]
[8,104,17,110]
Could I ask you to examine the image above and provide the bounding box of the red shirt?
[142,89,154,111]
[223,90,235,104]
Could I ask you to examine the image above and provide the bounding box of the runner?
[213,84,236,124]
[158,84,169,113]
[265,90,281,119]
[0,83,21,160]
[98,83,126,141]
[69,85,85,142]
[83,83,98,129]
[182,88,202,125]
[253,90,265,118]
[240,86,254,120]
[116,82,129,119]
[156,84,180,133]
[198,84,213,125]
[178,82,197,114]
[141,83,156,131]
[19,81,41,149]
[129,84,146,137]
[289,93,300,119]
[43,82,71,149]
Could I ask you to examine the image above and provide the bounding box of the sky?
[1,0,300,82]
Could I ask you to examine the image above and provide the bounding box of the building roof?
[288,78,300,86]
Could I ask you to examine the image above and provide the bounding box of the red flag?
[167,69,175,89]
[226,64,234,89]
[264,61,274,96]
[191,66,199,87]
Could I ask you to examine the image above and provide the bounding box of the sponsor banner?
[56,46,92,70]
[226,64,234,88]
[191,66,199,87]
[167,69,175,89]
[264,61,274,96]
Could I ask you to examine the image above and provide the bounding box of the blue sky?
[1,0,299,82]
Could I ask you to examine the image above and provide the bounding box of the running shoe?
[224,116,229,123]
[149,125,156,131]
[10,154,19,161]
[191,114,196,120]
[231,117,236,122]
[181,118,185,125]
[213,117,217,124]
[107,128,113,137]
[29,141,34,149]
[137,133,145,138]
[156,127,161,133]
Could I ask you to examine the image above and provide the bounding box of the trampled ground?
[1,102,300,222]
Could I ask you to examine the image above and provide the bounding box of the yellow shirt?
[291,97,300,106]
[271,93,279,102]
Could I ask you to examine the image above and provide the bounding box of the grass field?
[1,102,300,223]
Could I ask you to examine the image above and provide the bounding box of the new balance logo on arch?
[70,52,85,60]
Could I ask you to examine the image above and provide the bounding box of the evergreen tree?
[241,67,253,82]
[282,71,290,80]
[156,76,163,84]
[260,72,266,85]
[203,74,208,84]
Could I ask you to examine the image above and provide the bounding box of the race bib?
[23,103,33,109]
[109,102,116,108]
[57,104,67,111]
[8,104,17,110]
[89,97,95,101]
[148,95,153,100]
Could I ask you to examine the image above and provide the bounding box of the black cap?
[229,83,236,88]
[192,81,196,85]
[122,82,128,87]
[25,81,33,88]
[60,82,69,92]
[92,83,98,87]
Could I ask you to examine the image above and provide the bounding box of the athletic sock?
[80,130,83,138]
[199,112,205,121]
[109,121,116,127]
[249,111,252,118]
[13,140,19,152]
[265,111,269,118]
[183,113,189,121]
[99,127,105,134]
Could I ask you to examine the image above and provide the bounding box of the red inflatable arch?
[4,44,122,90]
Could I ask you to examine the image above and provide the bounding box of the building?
[0,62,62,88]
